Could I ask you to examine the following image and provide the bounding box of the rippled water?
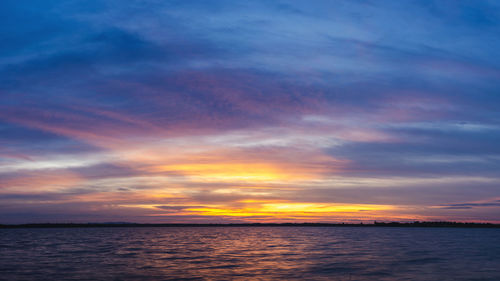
[0,227,499,280]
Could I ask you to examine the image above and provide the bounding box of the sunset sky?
[1,0,500,223]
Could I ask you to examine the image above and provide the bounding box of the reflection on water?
[0,227,499,280]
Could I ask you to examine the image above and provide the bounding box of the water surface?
[1,227,499,280]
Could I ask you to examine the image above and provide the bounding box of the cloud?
[327,123,500,177]
[439,200,500,210]
[2,0,500,223]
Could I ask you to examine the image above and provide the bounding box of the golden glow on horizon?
[112,200,398,221]
[184,202,394,217]
[4,125,495,223]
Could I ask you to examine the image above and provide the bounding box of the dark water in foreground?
[0,227,499,280]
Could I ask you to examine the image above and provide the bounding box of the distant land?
[1,222,500,228]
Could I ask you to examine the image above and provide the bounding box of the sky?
[1,0,500,224]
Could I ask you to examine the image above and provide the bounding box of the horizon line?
[2,221,500,228]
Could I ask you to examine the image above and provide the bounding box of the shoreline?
[2,222,500,229]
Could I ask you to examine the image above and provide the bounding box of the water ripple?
[0,227,499,280]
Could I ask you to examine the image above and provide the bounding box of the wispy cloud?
[1,0,500,223]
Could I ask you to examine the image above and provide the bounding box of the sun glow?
[155,162,304,181]
[185,202,394,217]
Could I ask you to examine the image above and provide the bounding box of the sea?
[0,227,499,280]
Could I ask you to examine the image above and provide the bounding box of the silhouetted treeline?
[372,221,500,228]
[0,221,499,228]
